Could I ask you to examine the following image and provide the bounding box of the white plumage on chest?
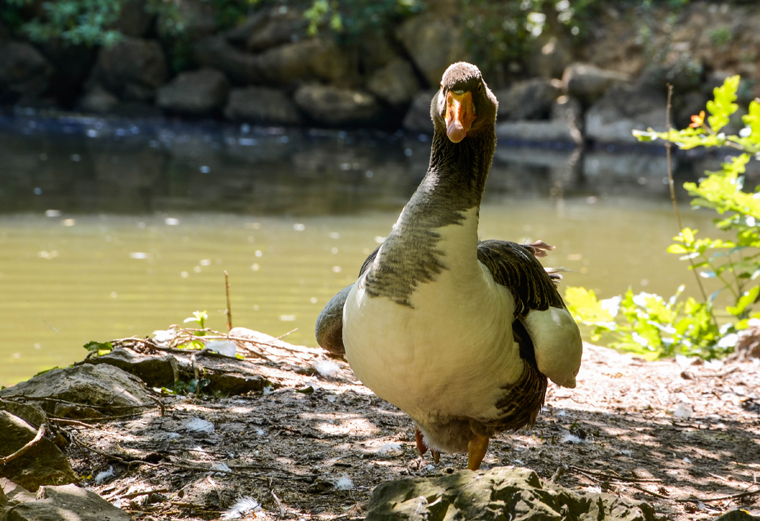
[342,208,524,423]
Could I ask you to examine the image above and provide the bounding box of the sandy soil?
[64,341,760,520]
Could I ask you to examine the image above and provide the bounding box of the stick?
[0,424,46,465]
[675,486,760,504]
[224,271,233,331]
[276,328,298,340]
[664,84,716,329]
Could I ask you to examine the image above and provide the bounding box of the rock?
[529,34,573,80]
[562,62,630,106]
[78,85,120,114]
[0,364,154,419]
[0,405,77,491]
[495,120,579,144]
[83,347,179,387]
[156,68,230,115]
[494,78,561,121]
[96,37,167,101]
[366,466,655,521]
[359,29,401,75]
[734,323,760,361]
[1,480,133,521]
[258,38,351,88]
[585,83,667,144]
[294,85,381,127]
[193,37,262,85]
[396,13,468,87]
[367,58,421,107]
[0,41,53,103]
[402,90,436,134]
[111,0,153,38]
[226,6,307,52]
[224,87,302,125]
[714,510,760,521]
[37,40,97,106]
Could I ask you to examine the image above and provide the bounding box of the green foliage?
[83,340,113,355]
[570,74,760,359]
[304,0,424,41]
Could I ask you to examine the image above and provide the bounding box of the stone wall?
[1,1,759,145]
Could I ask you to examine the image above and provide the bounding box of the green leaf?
[706,75,740,133]
[83,340,113,353]
[564,287,614,323]
[726,286,760,317]
[667,244,688,254]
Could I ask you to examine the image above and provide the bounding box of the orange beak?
[444,91,475,143]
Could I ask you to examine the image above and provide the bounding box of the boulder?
[294,85,381,127]
[224,87,302,125]
[396,13,468,87]
[495,120,579,144]
[0,403,77,492]
[359,29,402,75]
[96,37,167,101]
[714,510,760,521]
[367,58,421,107]
[156,68,230,115]
[225,5,307,52]
[402,90,436,134]
[193,36,262,85]
[1,480,133,521]
[83,347,179,387]
[0,41,53,102]
[111,0,153,38]
[0,363,154,419]
[528,34,573,80]
[366,466,655,521]
[585,83,667,144]
[562,62,630,106]
[257,37,351,88]
[494,78,561,121]
[78,85,120,114]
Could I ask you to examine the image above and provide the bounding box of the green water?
[0,198,715,387]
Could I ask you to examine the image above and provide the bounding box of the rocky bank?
[1,1,760,145]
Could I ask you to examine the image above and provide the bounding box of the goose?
[315,62,583,470]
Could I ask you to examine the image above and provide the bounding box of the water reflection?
[0,112,756,386]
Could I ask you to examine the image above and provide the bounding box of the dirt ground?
[63,340,760,521]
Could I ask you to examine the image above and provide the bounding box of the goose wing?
[477,240,582,388]
[315,246,381,356]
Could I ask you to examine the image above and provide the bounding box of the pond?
[0,112,738,386]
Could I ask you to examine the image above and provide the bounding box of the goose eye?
[478,83,482,92]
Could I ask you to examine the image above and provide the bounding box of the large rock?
[585,83,667,144]
[96,37,167,101]
[0,402,77,492]
[1,480,133,521]
[494,78,561,121]
[258,37,351,88]
[83,347,179,387]
[225,5,307,52]
[224,87,302,125]
[156,68,230,115]
[0,41,53,102]
[111,0,153,38]
[495,120,579,144]
[367,58,421,107]
[396,13,468,87]
[0,363,154,419]
[366,466,655,521]
[78,85,120,114]
[402,90,436,134]
[193,36,262,85]
[294,85,381,127]
[562,62,630,106]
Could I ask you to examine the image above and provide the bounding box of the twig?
[0,423,46,465]
[268,477,285,516]
[569,465,662,483]
[119,488,172,500]
[675,486,760,504]
[276,328,298,340]
[664,83,718,329]
[224,271,233,331]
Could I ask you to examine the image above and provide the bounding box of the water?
[0,112,746,387]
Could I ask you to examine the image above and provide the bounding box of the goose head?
[431,62,498,143]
